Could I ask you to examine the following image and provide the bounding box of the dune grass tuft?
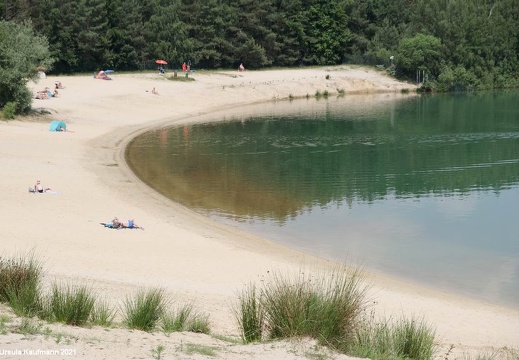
[0,253,43,317]
[350,314,436,360]
[90,299,116,326]
[123,288,167,331]
[187,312,211,334]
[235,267,368,350]
[234,284,263,343]
[161,304,210,335]
[44,283,96,326]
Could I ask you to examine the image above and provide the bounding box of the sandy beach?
[1,66,518,359]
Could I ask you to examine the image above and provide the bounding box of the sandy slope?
[0,66,517,359]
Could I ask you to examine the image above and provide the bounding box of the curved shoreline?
[2,67,518,358]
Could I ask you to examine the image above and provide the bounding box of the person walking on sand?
[239,63,245,72]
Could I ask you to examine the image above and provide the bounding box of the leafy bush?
[436,65,480,92]
[0,21,53,115]
[1,102,17,119]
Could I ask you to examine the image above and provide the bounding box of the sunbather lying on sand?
[101,217,144,230]
[28,179,51,193]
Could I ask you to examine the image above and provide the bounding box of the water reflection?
[126,92,519,307]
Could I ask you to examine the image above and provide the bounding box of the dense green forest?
[1,0,519,91]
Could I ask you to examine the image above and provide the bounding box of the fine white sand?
[1,66,517,359]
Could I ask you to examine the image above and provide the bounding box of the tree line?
[1,0,519,115]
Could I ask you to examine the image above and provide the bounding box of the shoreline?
[2,67,518,359]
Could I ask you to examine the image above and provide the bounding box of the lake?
[126,91,519,308]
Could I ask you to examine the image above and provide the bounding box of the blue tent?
[49,120,66,132]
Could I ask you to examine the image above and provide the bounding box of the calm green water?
[127,92,519,307]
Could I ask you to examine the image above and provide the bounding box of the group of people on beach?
[29,179,142,230]
[35,81,64,100]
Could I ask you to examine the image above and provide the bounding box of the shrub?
[44,283,96,326]
[1,102,17,119]
[123,288,167,331]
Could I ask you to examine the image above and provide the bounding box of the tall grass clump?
[90,299,116,326]
[123,288,167,331]
[234,284,263,343]
[6,279,42,317]
[393,317,435,360]
[162,304,193,334]
[188,312,211,334]
[235,267,368,350]
[44,283,96,326]
[351,315,436,360]
[162,304,210,335]
[0,253,43,316]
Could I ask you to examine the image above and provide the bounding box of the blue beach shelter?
[49,120,66,132]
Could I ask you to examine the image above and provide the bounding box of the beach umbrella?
[155,60,167,65]
[104,69,115,73]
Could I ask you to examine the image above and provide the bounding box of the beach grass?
[5,278,43,317]
[186,312,211,334]
[0,252,43,317]
[123,288,167,331]
[235,267,368,351]
[44,283,96,326]
[461,348,519,360]
[183,343,217,357]
[90,298,116,326]
[234,284,263,343]
[161,304,194,334]
[350,314,436,360]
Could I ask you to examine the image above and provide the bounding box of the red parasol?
[155,60,167,65]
